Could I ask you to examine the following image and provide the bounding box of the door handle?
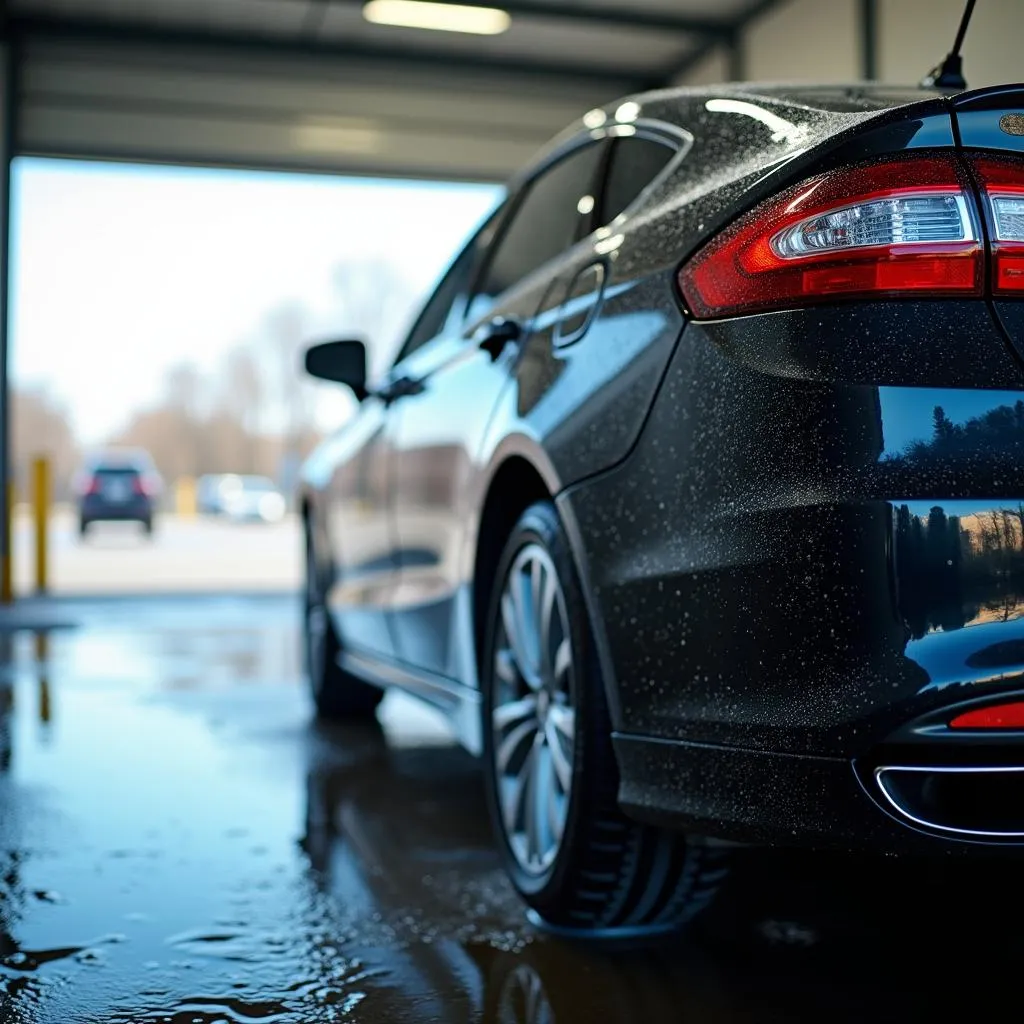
[554,261,606,349]
[475,317,522,360]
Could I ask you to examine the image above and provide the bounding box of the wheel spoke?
[523,967,545,1024]
[533,740,563,845]
[492,694,537,732]
[501,751,533,835]
[525,740,545,861]
[548,704,575,744]
[495,716,537,774]
[544,717,573,794]
[530,558,544,639]
[537,567,558,683]
[501,591,536,688]
[515,565,540,679]
[552,638,571,686]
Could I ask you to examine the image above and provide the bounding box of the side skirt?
[339,647,484,756]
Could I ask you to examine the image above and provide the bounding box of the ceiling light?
[363,0,511,35]
[293,118,381,154]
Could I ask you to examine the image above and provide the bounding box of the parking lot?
[0,593,1022,1022]
[10,510,301,595]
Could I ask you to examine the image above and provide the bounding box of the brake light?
[84,476,101,496]
[969,156,1024,296]
[132,476,154,497]
[678,156,982,318]
[949,701,1024,729]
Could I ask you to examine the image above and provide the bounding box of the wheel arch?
[469,439,622,730]
[471,454,553,681]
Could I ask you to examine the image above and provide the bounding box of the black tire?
[142,517,154,537]
[304,530,384,719]
[78,518,89,538]
[482,501,729,934]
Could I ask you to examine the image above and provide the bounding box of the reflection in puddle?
[0,596,1023,1022]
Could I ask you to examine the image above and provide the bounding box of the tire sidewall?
[481,501,601,907]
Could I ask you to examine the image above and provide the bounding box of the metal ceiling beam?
[9,13,653,89]
[322,0,733,37]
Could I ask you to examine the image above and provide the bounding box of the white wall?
[879,0,1021,88]
[743,0,859,83]
[672,45,731,87]
[674,0,1022,88]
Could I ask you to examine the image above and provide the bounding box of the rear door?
[386,138,609,682]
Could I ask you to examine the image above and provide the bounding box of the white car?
[217,475,287,523]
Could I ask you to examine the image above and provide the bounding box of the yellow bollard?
[1,480,13,604]
[35,631,51,726]
[32,457,50,595]
[175,476,197,518]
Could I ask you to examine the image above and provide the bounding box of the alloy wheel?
[491,543,576,876]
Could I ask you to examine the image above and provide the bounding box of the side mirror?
[303,339,368,400]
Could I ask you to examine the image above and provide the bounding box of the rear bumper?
[559,301,1024,850]
[614,732,1024,853]
[80,498,151,521]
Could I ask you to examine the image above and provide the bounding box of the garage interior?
[0,0,1022,1020]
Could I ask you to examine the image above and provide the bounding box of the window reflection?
[896,501,1024,639]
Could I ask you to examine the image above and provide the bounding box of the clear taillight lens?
[678,156,982,319]
[991,194,1024,241]
[971,157,1024,296]
[771,193,973,258]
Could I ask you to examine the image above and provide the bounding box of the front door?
[317,395,397,657]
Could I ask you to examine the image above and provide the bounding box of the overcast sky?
[10,158,502,444]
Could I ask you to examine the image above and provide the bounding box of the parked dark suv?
[75,450,161,537]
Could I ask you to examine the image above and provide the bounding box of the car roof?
[512,80,950,192]
[646,82,946,111]
[85,448,152,469]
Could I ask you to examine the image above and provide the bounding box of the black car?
[75,450,160,536]
[298,79,1024,935]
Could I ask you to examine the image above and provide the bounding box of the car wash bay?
[2,1,1024,1021]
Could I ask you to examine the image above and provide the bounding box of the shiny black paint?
[564,302,1024,753]
[301,81,1024,848]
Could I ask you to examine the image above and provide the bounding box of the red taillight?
[949,701,1024,729]
[678,156,983,318]
[970,156,1024,296]
[133,476,154,497]
[84,475,101,496]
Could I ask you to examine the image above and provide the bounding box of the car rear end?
[561,83,1024,850]
[78,463,158,534]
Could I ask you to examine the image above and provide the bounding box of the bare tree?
[330,257,419,376]
[218,345,265,474]
[11,386,80,501]
[260,303,318,492]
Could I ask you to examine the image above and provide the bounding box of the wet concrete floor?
[1,593,1023,1022]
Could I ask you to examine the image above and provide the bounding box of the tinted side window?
[599,137,676,224]
[470,142,605,318]
[393,243,477,365]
